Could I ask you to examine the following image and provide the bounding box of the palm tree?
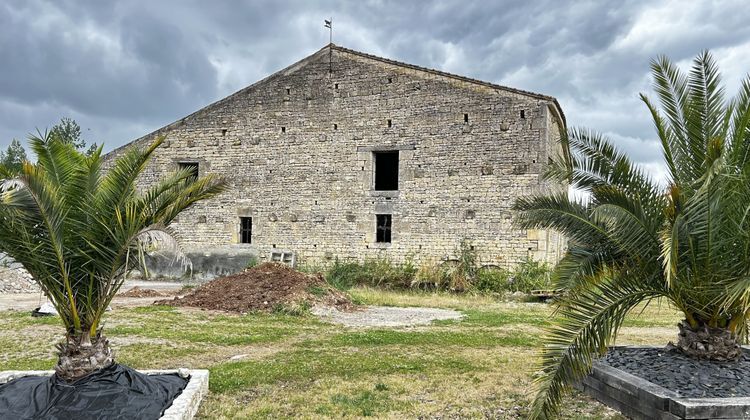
[516,51,750,418]
[0,134,225,381]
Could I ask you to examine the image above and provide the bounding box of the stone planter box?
[0,369,209,420]
[579,346,750,420]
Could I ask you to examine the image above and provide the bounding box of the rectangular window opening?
[286,88,290,95]
[387,119,392,128]
[334,83,339,89]
[178,162,199,182]
[240,217,252,244]
[373,151,399,191]
[281,126,286,133]
[221,128,228,136]
[376,214,392,243]
[463,113,469,123]
[333,123,338,130]
[520,110,526,119]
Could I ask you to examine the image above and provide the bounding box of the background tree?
[0,139,28,174]
[516,51,750,418]
[0,134,225,381]
[48,117,98,155]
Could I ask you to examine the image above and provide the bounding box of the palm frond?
[531,272,664,418]
[0,164,13,180]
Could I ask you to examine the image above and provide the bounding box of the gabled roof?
[109,44,565,156]
[331,44,565,125]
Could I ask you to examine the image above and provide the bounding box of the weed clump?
[326,258,416,290]
[322,240,552,294]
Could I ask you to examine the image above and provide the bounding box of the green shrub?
[411,240,478,292]
[411,261,445,290]
[475,268,511,293]
[325,258,416,290]
[444,240,478,292]
[508,258,551,293]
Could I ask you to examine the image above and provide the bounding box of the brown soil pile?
[119,287,166,298]
[157,262,352,313]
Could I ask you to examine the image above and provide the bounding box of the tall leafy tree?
[0,139,28,174]
[0,134,225,381]
[516,51,750,418]
[49,117,98,155]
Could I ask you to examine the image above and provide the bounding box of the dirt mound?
[119,287,166,298]
[157,262,352,313]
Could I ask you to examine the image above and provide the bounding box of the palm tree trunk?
[55,333,114,382]
[670,320,742,361]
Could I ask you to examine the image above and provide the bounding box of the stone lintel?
[356,144,416,152]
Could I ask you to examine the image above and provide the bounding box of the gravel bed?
[602,347,750,398]
[0,256,40,294]
[312,305,463,327]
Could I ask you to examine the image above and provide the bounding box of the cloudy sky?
[2,0,749,181]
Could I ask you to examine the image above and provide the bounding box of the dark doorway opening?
[240,217,252,244]
[374,151,399,190]
[376,214,392,243]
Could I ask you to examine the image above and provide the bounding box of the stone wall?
[106,45,566,269]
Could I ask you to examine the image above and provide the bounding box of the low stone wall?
[580,347,750,420]
[579,360,679,419]
[0,247,257,293]
[0,256,40,294]
[142,247,258,281]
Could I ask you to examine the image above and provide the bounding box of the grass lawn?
[0,288,682,419]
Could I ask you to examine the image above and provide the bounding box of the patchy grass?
[0,288,683,418]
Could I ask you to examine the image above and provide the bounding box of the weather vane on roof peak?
[324,18,332,45]
[325,18,333,74]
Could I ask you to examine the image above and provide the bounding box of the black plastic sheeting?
[0,363,188,420]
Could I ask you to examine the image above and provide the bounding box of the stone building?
[107,44,566,271]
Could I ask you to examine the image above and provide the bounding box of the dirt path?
[0,280,185,311]
[312,305,464,327]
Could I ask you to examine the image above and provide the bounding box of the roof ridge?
[330,44,565,125]
[330,44,556,102]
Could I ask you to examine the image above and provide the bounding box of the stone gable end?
[105,45,566,268]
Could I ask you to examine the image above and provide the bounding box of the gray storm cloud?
[2,0,750,182]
